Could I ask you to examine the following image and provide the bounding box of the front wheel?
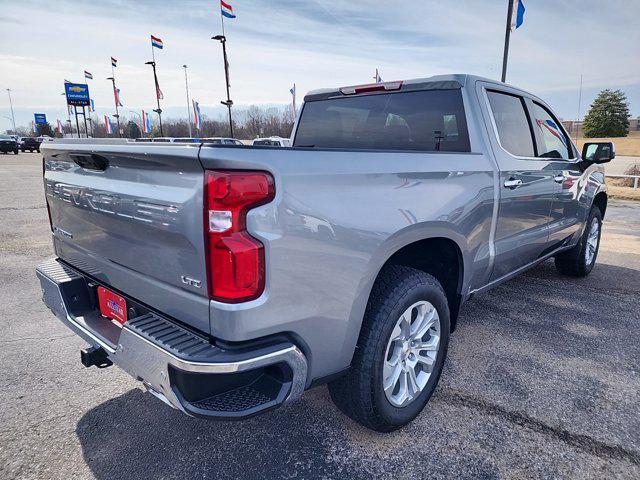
[555,207,602,277]
[328,265,450,432]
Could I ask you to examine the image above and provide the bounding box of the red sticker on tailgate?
[97,286,127,325]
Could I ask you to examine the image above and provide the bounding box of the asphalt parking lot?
[1,152,638,479]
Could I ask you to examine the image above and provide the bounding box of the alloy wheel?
[382,300,441,407]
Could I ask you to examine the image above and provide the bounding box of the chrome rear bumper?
[36,258,308,419]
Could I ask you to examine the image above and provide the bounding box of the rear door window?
[487,90,535,157]
[530,102,573,159]
[294,89,470,152]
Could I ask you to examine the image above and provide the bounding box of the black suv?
[0,135,19,154]
[20,137,41,153]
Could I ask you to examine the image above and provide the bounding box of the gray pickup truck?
[37,74,614,432]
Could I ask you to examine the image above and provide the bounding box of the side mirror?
[581,142,615,164]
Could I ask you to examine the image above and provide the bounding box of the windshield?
[0,135,12,140]
[294,89,470,152]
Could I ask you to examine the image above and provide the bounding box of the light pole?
[183,65,192,137]
[106,76,122,137]
[212,35,233,138]
[145,61,164,136]
[6,89,16,134]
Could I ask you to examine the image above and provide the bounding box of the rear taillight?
[204,170,275,303]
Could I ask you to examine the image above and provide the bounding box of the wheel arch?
[593,191,608,219]
[344,227,468,366]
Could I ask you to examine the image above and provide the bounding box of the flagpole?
[574,74,583,144]
[183,65,192,137]
[501,0,515,83]
[108,60,122,138]
[292,83,296,117]
[112,62,121,137]
[147,40,164,137]
[214,4,233,137]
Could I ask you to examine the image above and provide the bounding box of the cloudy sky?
[1,0,639,130]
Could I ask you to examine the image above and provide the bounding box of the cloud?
[0,0,639,129]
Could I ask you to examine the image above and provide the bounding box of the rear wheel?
[554,207,602,277]
[328,265,450,432]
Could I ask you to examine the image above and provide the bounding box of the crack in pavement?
[0,334,75,344]
[0,206,46,211]
[436,389,640,467]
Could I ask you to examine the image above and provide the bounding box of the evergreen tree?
[582,89,630,138]
[125,120,141,139]
[36,122,54,137]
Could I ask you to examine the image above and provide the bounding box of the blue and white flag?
[510,0,525,30]
[290,84,297,115]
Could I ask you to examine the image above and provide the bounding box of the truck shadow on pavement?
[75,260,640,480]
[75,386,360,480]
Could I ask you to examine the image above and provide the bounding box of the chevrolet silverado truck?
[37,74,614,432]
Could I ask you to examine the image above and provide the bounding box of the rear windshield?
[294,89,470,152]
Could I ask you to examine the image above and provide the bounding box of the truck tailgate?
[42,141,211,334]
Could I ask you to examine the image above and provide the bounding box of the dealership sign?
[64,82,91,107]
[34,113,47,125]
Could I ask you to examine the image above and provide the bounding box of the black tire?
[328,265,450,432]
[14,149,18,155]
[554,207,603,277]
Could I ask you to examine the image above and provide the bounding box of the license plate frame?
[97,286,128,325]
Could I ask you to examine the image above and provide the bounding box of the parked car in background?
[252,136,291,147]
[20,137,41,152]
[0,134,19,154]
[37,74,613,432]
[202,137,244,145]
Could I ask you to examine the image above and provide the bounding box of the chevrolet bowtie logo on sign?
[64,82,91,107]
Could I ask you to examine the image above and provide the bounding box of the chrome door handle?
[503,178,523,189]
[554,174,566,183]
